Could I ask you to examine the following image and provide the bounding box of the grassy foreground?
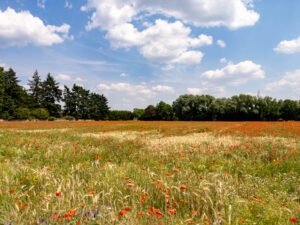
[0,121,299,225]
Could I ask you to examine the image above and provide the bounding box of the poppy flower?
[55,192,61,197]
[290,218,298,223]
[69,209,76,215]
[167,209,176,215]
[124,207,131,212]
[137,212,143,217]
[180,185,187,191]
[165,195,170,199]
[119,210,126,217]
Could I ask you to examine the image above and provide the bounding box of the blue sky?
[1,0,300,110]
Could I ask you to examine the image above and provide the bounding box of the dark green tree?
[156,101,174,120]
[41,74,62,117]
[28,70,43,107]
[88,93,109,120]
[141,105,157,121]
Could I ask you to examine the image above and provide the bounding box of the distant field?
[0,121,299,224]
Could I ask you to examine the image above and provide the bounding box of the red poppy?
[119,210,126,217]
[167,209,176,215]
[290,218,298,223]
[69,209,76,215]
[55,192,61,197]
[137,212,143,217]
[180,185,187,191]
[124,207,131,212]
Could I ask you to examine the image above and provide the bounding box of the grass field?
[0,121,299,225]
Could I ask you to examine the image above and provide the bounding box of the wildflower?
[69,209,76,215]
[173,168,179,173]
[55,192,61,197]
[180,185,187,191]
[124,207,131,212]
[166,173,172,177]
[165,195,170,199]
[167,209,176,215]
[119,210,126,217]
[137,212,143,217]
[290,218,298,223]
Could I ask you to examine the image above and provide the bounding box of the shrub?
[31,108,49,120]
[63,116,75,121]
[14,108,30,120]
[48,116,56,121]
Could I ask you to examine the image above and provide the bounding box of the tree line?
[112,95,300,121]
[0,67,109,120]
[1,66,299,121]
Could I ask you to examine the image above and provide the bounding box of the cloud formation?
[0,7,71,47]
[82,0,259,66]
[274,36,300,54]
[201,60,265,86]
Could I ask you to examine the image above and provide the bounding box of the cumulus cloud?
[83,0,259,30]
[106,19,212,65]
[82,0,254,66]
[201,60,265,86]
[55,74,71,81]
[217,40,226,48]
[187,88,201,95]
[265,70,300,91]
[0,7,71,47]
[97,82,155,97]
[274,36,300,54]
[152,85,174,93]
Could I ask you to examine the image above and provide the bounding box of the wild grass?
[0,121,299,224]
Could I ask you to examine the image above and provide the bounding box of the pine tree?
[0,67,4,117]
[28,70,43,107]
[88,93,109,120]
[41,73,62,117]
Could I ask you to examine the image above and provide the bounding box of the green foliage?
[133,108,144,120]
[109,110,133,120]
[62,115,75,121]
[31,108,49,120]
[28,70,43,107]
[14,108,30,120]
[41,73,62,117]
[47,116,56,121]
[156,101,174,121]
[141,105,157,120]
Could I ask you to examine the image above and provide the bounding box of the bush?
[48,116,56,121]
[31,108,49,120]
[14,108,31,120]
[63,116,75,121]
[109,110,133,120]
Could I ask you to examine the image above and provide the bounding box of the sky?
[0,0,300,110]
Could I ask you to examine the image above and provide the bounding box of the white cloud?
[106,19,212,66]
[65,1,73,9]
[201,60,265,86]
[187,88,201,95]
[56,74,71,81]
[265,70,300,91]
[217,40,226,48]
[83,0,257,66]
[0,7,71,47]
[152,85,174,93]
[97,82,155,97]
[120,73,128,77]
[83,0,259,30]
[37,0,46,9]
[274,36,300,54]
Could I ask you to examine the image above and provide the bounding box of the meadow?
[0,121,299,225]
